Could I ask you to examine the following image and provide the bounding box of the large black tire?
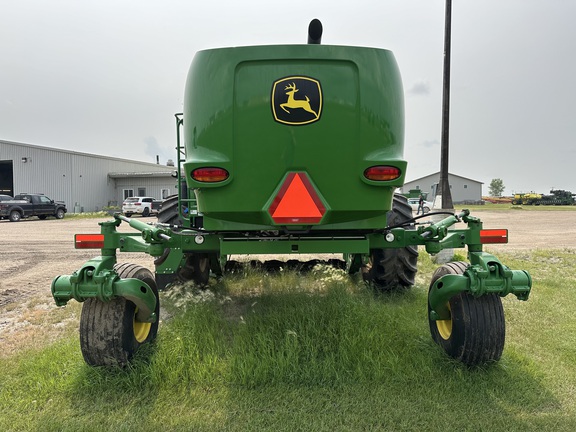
[157,195,216,286]
[157,194,182,225]
[55,208,65,219]
[362,194,418,292]
[177,253,211,286]
[428,261,505,366]
[142,207,150,217]
[79,263,159,367]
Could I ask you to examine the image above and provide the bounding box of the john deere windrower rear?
[52,20,531,367]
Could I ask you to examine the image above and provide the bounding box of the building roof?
[108,172,174,178]
[405,172,483,185]
[0,139,171,168]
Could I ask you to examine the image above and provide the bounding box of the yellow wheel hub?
[436,303,452,340]
[133,308,152,343]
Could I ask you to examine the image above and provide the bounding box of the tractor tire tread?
[79,263,159,367]
[428,261,505,366]
[157,194,181,226]
[364,194,418,292]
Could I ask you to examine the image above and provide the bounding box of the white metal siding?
[402,173,483,203]
[1,140,175,212]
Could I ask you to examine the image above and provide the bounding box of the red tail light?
[480,229,508,244]
[192,167,229,182]
[364,166,401,181]
[75,234,105,249]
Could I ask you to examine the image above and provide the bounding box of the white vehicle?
[407,198,432,214]
[122,196,158,217]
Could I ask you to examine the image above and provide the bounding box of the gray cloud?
[421,139,440,148]
[408,80,431,96]
[1,0,575,195]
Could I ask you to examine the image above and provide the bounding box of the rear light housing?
[363,166,401,181]
[192,167,229,182]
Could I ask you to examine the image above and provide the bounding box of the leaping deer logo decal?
[272,76,322,125]
[280,82,318,118]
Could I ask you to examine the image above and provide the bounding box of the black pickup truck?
[0,194,67,222]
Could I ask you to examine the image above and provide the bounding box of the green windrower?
[51,20,531,368]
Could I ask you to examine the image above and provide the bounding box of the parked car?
[122,196,160,217]
[408,197,432,214]
[0,193,67,222]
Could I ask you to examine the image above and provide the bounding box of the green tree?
[489,178,505,197]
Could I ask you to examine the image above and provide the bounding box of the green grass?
[64,211,113,219]
[1,252,575,431]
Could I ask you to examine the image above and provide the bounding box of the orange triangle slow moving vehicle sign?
[268,172,326,224]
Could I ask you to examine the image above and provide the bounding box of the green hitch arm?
[115,214,172,244]
[51,257,157,323]
[429,254,532,321]
[420,210,469,240]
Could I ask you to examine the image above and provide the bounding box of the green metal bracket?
[467,251,532,299]
[96,214,173,257]
[428,253,532,321]
[51,255,157,323]
[175,113,194,228]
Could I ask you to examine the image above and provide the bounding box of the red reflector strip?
[75,234,105,249]
[480,229,508,244]
[364,166,401,181]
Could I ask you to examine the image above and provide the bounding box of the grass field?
[1,250,575,431]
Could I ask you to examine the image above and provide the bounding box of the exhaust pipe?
[307,19,323,44]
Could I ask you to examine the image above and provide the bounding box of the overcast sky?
[1,0,574,195]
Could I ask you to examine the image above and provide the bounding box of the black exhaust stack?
[307,19,323,44]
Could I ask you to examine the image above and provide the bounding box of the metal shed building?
[402,172,483,204]
[0,140,176,212]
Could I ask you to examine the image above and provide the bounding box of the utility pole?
[432,0,455,264]
[439,0,454,210]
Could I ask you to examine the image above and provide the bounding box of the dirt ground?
[1,210,575,355]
